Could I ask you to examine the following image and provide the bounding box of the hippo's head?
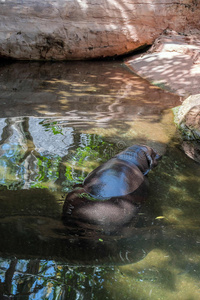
[142,145,161,173]
[117,144,161,176]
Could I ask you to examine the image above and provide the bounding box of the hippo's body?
[62,145,161,232]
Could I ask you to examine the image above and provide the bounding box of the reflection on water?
[0,117,115,190]
[0,259,117,299]
[0,61,200,299]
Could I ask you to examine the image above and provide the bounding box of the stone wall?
[0,0,199,60]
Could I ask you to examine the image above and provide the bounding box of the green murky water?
[0,61,200,299]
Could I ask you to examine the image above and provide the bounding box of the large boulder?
[0,0,199,60]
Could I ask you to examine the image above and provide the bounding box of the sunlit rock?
[125,30,200,96]
[0,0,199,60]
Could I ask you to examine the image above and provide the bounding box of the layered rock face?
[0,0,199,60]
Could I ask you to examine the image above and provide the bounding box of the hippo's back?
[83,158,144,200]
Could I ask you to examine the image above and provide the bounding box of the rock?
[182,141,200,163]
[0,0,199,60]
[125,30,200,96]
[177,94,200,140]
[174,94,200,162]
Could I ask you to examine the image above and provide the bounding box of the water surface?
[0,61,200,299]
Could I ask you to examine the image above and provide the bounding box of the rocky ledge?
[125,30,200,96]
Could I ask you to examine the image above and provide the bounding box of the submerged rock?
[182,141,200,164]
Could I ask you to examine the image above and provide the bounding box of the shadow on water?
[0,61,200,299]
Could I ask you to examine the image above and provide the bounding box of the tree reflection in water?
[0,116,114,191]
[0,258,114,299]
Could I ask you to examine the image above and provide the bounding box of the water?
[0,61,200,299]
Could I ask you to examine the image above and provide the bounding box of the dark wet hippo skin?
[62,145,161,232]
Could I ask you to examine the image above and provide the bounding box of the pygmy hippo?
[62,144,161,232]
